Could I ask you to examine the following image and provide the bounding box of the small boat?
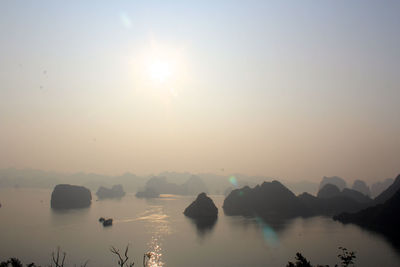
[103,218,113,227]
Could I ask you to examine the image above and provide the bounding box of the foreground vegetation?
[0,245,151,267]
[287,247,356,267]
[1,246,355,267]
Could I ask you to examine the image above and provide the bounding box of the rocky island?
[223,180,374,220]
[184,192,218,218]
[223,181,310,219]
[51,184,92,209]
[334,174,400,241]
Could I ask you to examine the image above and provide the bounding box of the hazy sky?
[1,1,399,182]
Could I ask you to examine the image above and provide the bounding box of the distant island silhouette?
[135,175,208,198]
[319,176,347,191]
[1,168,395,199]
[96,184,125,199]
[352,179,371,197]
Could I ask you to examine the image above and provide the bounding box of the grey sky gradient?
[1,1,399,182]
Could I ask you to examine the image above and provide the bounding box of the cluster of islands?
[47,173,400,245]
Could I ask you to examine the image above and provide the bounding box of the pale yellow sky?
[1,1,399,182]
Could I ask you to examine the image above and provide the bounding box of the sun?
[132,42,188,98]
[147,59,174,84]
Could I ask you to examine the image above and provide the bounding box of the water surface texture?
[1,188,399,266]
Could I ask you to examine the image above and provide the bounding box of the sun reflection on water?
[112,205,171,266]
[144,236,164,267]
[139,206,170,266]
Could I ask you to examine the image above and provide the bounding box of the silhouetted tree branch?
[143,252,153,267]
[51,247,66,267]
[110,245,134,267]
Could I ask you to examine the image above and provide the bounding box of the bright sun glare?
[148,59,174,83]
[135,42,187,99]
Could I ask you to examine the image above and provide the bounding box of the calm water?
[1,188,400,267]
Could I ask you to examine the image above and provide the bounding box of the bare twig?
[51,247,66,267]
[143,252,152,267]
[110,245,134,267]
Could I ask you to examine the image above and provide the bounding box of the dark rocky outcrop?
[319,176,347,191]
[96,185,125,199]
[371,178,394,198]
[374,174,400,205]
[352,179,371,197]
[51,184,91,209]
[334,187,400,242]
[223,181,310,219]
[184,193,218,218]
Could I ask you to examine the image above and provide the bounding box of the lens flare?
[255,217,279,247]
[229,176,238,187]
[120,13,132,29]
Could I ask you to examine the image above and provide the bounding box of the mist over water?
[1,188,399,266]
